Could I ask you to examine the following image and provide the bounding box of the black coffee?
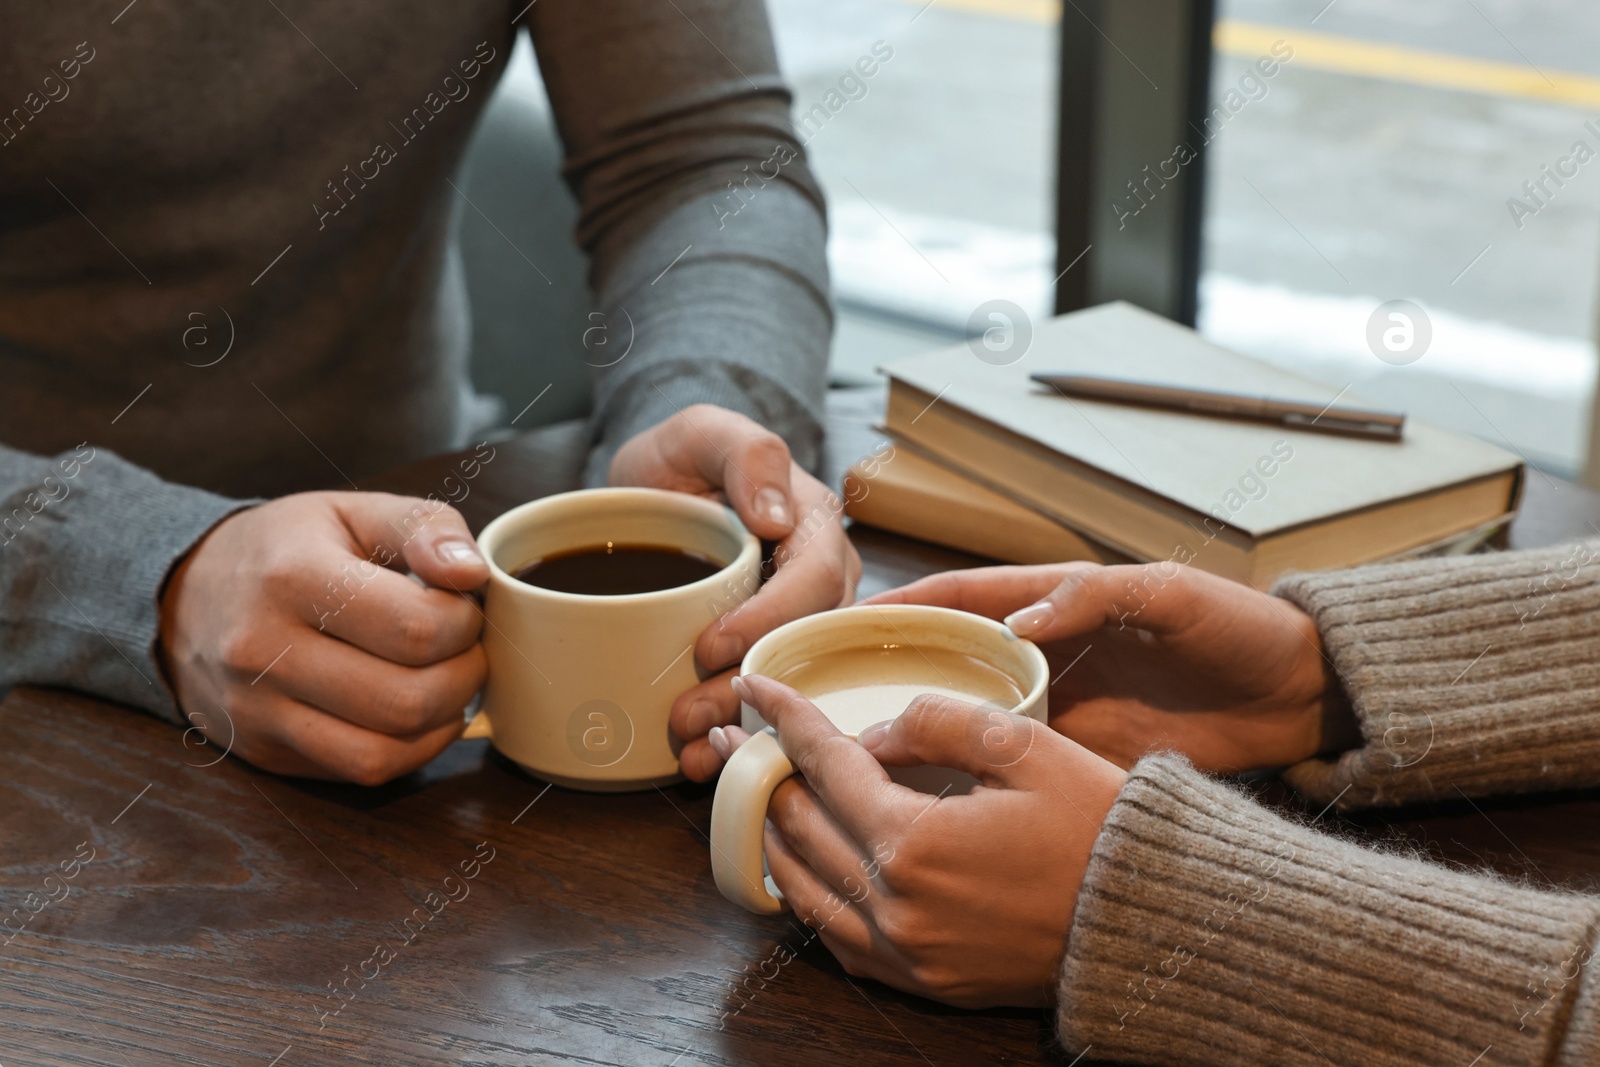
[511,543,722,595]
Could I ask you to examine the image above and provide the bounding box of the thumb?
[1002,562,1201,643]
[856,694,1046,789]
[335,492,490,592]
[705,415,797,542]
[674,406,797,540]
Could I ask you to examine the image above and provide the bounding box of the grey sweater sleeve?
[525,0,832,486]
[0,442,249,723]
[1273,539,1600,809]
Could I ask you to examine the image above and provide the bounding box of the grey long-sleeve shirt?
[0,1,831,721]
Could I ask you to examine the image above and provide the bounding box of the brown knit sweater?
[1057,540,1600,1065]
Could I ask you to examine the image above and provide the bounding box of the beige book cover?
[843,442,1127,566]
[879,302,1523,584]
[882,301,1522,537]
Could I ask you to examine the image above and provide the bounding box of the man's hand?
[711,674,1126,1008]
[158,492,490,785]
[608,404,861,781]
[867,562,1354,773]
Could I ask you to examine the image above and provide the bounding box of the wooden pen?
[1029,374,1406,442]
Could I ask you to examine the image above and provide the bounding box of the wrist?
[1316,686,1361,757]
[154,506,245,698]
[1284,600,1353,763]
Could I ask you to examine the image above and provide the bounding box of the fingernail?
[707,726,732,759]
[1004,601,1055,635]
[753,487,791,528]
[686,698,718,736]
[437,538,484,567]
[730,674,753,703]
[857,719,893,750]
[709,632,746,668]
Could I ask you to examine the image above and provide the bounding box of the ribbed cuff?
[1272,541,1600,809]
[1057,755,1600,1066]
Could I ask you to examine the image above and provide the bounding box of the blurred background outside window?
[766,0,1060,382]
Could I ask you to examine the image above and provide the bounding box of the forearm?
[527,0,831,485]
[0,441,250,721]
[1058,755,1600,1066]
[1274,540,1600,809]
[582,184,830,484]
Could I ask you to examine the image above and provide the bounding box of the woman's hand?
[711,674,1126,1009]
[866,562,1354,773]
[610,405,862,781]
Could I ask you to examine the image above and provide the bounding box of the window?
[1199,1,1600,479]
[767,0,1061,382]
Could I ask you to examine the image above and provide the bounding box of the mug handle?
[710,729,792,914]
[462,711,493,741]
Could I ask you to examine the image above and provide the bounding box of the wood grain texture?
[4,389,1599,1066]
[0,685,1057,1066]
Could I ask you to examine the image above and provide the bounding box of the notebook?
[865,302,1523,587]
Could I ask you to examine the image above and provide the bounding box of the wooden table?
[5,390,1600,1066]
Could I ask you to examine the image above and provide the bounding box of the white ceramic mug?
[710,604,1049,914]
[468,487,762,791]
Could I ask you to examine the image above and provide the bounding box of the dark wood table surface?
[5,390,1600,1066]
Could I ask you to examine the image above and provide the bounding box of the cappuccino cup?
[468,487,761,791]
[710,604,1048,913]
